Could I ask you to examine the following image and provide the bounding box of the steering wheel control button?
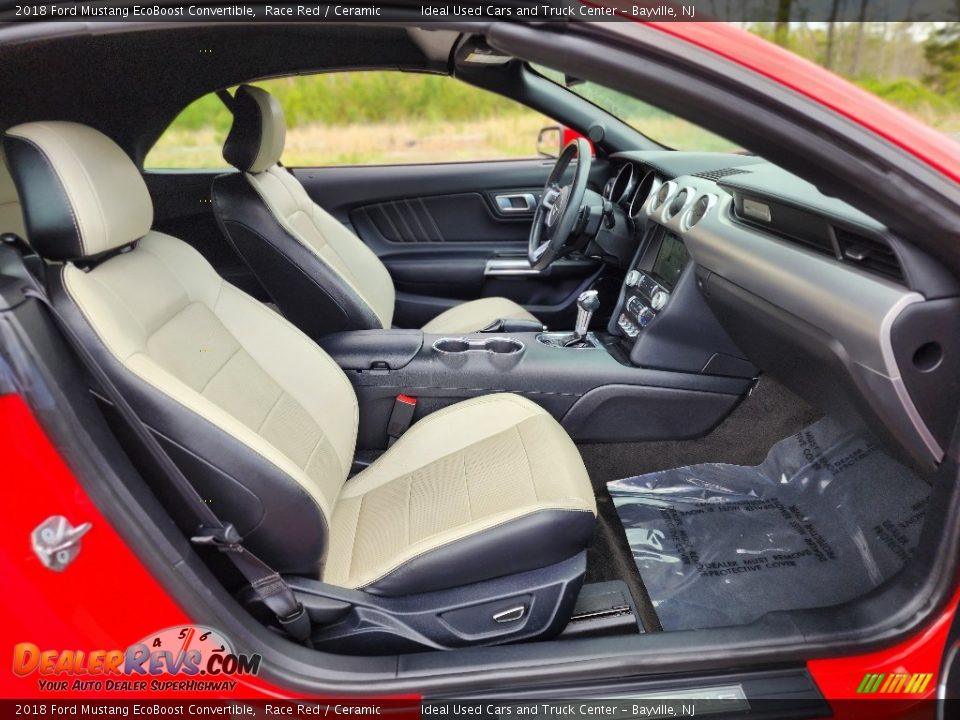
[31,515,92,572]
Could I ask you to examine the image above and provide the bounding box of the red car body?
[2,19,958,710]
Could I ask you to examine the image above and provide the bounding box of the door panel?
[294,159,609,328]
[145,160,609,331]
[352,191,538,244]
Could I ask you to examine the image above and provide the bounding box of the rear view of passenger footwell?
[608,418,931,631]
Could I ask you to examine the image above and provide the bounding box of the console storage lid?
[320,329,424,371]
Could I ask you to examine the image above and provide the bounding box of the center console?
[320,222,759,452]
[320,327,751,452]
[608,223,758,379]
[615,229,688,338]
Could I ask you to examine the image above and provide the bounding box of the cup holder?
[434,338,471,353]
[484,338,524,354]
[433,337,524,355]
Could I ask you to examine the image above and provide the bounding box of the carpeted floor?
[579,376,821,631]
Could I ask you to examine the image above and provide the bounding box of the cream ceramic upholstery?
[4,120,596,594]
[213,84,539,341]
[0,150,26,239]
[245,164,396,328]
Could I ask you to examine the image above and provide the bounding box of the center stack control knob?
[651,290,669,311]
[625,270,641,287]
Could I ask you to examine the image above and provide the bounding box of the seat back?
[213,85,395,340]
[0,150,26,239]
[4,121,358,576]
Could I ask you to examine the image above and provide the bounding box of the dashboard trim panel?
[650,174,941,463]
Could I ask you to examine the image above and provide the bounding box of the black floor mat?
[607,417,931,631]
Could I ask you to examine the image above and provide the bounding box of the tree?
[924,23,960,95]
[849,0,870,76]
[824,0,844,69]
[774,0,793,46]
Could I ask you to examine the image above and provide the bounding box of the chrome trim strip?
[484,258,541,276]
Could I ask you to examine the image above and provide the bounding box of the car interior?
[0,20,958,693]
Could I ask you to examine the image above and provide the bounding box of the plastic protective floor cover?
[608,418,931,631]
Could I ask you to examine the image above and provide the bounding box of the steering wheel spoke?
[528,139,592,271]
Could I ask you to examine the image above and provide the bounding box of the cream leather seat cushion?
[325,393,596,591]
[421,296,539,334]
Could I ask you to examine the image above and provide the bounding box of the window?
[530,64,741,153]
[145,71,558,169]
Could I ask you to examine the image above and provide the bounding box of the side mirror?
[537,126,562,158]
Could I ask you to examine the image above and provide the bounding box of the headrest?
[222,85,286,173]
[3,122,153,261]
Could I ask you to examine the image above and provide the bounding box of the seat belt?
[17,274,312,646]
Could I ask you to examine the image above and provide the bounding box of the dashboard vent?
[835,227,904,283]
[694,167,752,181]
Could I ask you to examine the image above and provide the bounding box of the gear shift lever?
[565,290,600,347]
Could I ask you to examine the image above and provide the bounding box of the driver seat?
[211,85,540,341]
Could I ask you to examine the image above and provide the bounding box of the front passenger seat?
[5,121,596,647]
[211,84,541,341]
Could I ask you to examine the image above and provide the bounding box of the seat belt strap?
[19,280,311,646]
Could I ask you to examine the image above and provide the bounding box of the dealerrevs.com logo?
[12,625,261,693]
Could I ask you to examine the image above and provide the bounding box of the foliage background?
[146,22,960,167]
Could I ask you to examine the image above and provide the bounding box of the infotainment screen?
[651,233,690,289]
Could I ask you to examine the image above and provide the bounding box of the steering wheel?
[528,138,592,271]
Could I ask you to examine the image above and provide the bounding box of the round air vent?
[655,181,675,210]
[668,188,689,217]
[609,163,636,205]
[685,193,717,228]
[629,171,660,218]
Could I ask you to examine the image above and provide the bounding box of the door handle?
[494,193,536,213]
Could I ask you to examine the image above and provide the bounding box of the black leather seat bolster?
[50,267,329,577]
[361,508,596,596]
[211,173,382,341]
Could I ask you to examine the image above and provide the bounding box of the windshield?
[531,64,742,153]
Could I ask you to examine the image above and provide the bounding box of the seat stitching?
[138,239,199,304]
[405,474,412,547]
[302,430,331,475]
[345,495,363,581]
[515,423,538,502]
[45,123,107,253]
[198,344,243,394]
[461,449,472,522]
[254,388,287,434]
[84,271,152,356]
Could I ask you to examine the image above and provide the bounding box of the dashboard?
[588,151,960,471]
